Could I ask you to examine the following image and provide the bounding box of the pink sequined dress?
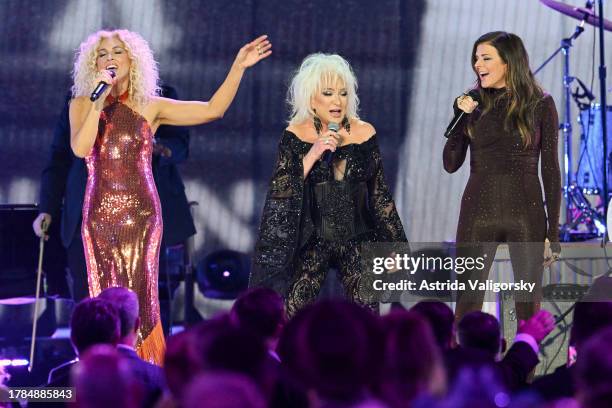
[82,99,165,364]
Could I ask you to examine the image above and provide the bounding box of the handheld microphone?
[90,69,117,102]
[444,89,480,137]
[322,122,340,165]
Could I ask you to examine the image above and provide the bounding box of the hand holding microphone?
[456,91,480,114]
[445,89,480,137]
[90,69,117,102]
[321,121,341,165]
[310,129,339,163]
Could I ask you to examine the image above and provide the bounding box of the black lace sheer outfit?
[443,88,562,320]
[251,130,407,314]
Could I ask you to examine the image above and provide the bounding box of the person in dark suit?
[444,310,554,392]
[47,297,121,387]
[574,327,612,408]
[33,85,196,302]
[98,287,166,407]
[531,286,612,402]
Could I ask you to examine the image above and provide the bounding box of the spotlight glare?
[0,358,29,367]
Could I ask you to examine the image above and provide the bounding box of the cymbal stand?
[535,17,602,239]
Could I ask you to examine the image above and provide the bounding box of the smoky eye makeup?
[321,89,348,97]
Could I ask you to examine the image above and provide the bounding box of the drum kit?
[539,0,612,240]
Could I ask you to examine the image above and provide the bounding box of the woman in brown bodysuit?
[443,32,562,323]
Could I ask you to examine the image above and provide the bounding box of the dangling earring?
[341,116,350,133]
[313,109,323,135]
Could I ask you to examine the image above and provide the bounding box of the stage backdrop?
[1,0,611,263]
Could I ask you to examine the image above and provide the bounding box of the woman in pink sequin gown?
[69,29,271,364]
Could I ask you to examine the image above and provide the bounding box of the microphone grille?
[328,122,340,132]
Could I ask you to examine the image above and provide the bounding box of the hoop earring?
[313,109,323,135]
[341,116,350,133]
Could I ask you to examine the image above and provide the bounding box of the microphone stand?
[596,0,609,239]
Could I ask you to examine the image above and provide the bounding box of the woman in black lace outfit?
[443,32,561,322]
[251,53,407,316]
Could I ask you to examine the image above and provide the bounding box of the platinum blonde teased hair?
[287,53,359,125]
[72,29,159,107]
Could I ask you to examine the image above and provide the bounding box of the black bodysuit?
[443,88,561,321]
[251,130,407,316]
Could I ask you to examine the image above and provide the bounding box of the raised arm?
[154,35,271,127]
[154,86,190,166]
[539,95,561,253]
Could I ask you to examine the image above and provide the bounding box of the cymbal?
[541,0,612,31]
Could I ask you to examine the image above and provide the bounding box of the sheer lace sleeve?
[250,131,309,296]
[367,139,407,242]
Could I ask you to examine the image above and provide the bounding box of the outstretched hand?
[234,35,272,69]
[517,309,555,344]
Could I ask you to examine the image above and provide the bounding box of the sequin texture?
[443,89,562,321]
[82,102,164,362]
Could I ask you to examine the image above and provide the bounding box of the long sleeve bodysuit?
[443,88,561,321]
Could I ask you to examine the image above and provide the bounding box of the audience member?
[28,281,612,408]
[182,372,266,408]
[574,326,612,408]
[532,297,612,401]
[158,330,202,408]
[279,300,384,407]
[421,367,542,408]
[411,301,456,350]
[72,344,142,408]
[160,317,235,406]
[47,297,120,387]
[446,310,554,392]
[377,310,446,408]
[161,315,274,407]
[230,287,286,361]
[99,287,166,407]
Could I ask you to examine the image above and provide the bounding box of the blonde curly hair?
[71,29,159,107]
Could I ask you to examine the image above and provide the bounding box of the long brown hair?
[468,31,543,147]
